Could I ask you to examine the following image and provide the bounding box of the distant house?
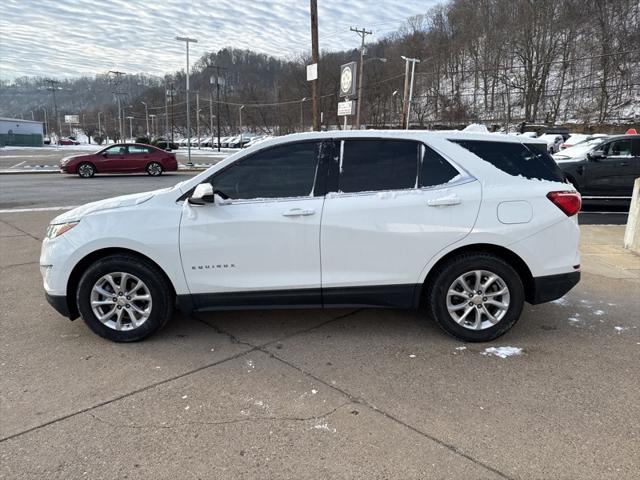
[0,118,44,147]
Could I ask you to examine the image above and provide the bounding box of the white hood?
[51,190,160,224]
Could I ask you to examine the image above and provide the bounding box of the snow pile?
[481,346,523,358]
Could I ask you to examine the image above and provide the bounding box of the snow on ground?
[481,347,523,358]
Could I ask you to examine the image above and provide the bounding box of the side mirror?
[188,183,214,205]
[102,153,108,157]
[588,150,605,161]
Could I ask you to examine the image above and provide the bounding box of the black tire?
[76,254,174,342]
[146,162,163,176]
[427,252,525,342]
[77,162,95,178]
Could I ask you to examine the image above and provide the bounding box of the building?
[0,118,44,147]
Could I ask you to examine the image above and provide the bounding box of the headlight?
[60,157,71,165]
[46,221,79,239]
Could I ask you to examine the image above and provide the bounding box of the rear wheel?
[76,254,174,342]
[427,253,525,342]
[146,162,163,176]
[77,162,95,178]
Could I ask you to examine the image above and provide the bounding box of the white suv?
[41,131,581,343]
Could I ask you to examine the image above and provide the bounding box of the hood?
[60,152,94,164]
[51,189,161,224]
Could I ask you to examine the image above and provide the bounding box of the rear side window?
[129,145,151,154]
[339,139,418,193]
[210,142,320,199]
[451,140,564,182]
[420,145,460,187]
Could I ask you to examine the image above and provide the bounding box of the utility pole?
[208,65,226,152]
[176,36,198,165]
[351,26,372,129]
[141,101,149,137]
[310,0,320,131]
[400,56,420,129]
[97,111,102,138]
[170,83,175,144]
[108,70,126,141]
[164,82,169,138]
[196,92,200,149]
[45,79,60,139]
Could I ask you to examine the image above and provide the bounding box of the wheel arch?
[416,243,535,307]
[65,247,177,319]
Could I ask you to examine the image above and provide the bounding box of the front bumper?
[45,292,78,319]
[530,271,580,304]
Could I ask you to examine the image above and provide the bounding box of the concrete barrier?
[624,177,640,254]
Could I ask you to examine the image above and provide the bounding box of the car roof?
[263,129,547,145]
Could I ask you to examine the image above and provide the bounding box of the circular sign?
[340,66,353,94]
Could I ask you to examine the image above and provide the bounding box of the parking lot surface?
[0,211,638,479]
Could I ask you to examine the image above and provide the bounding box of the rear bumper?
[530,271,580,304]
[45,292,78,320]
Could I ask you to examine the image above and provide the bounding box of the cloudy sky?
[0,0,441,80]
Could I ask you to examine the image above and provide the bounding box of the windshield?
[555,137,605,157]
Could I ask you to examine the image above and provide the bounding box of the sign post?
[64,115,79,137]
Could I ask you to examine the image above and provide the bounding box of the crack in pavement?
[1,306,512,479]
[0,217,41,241]
[0,347,256,443]
[84,401,351,431]
[194,311,514,479]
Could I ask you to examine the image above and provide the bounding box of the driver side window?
[210,142,321,200]
[105,146,127,156]
[604,140,632,157]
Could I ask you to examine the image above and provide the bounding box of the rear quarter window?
[451,140,564,182]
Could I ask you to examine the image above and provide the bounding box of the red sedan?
[60,143,178,178]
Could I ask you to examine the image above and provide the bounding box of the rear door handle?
[282,208,315,217]
[427,195,461,206]
[619,162,629,166]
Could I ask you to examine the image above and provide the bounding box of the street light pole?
[196,92,200,149]
[176,36,198,165]
[126,116,134,140]
[149,114,156,138]
[300,97,307,131]
[97,111,102,139]
[42,107,48,138]
[141,101,149,137]
[239,105,245,148]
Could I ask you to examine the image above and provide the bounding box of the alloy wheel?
[446,269,510,330]
[90,272,152,331]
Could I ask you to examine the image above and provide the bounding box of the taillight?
[547,191,581,216]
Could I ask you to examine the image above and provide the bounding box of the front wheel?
[427,253,525,342]
[77,162,95,178]
[76,254,174,342]
[146,162,163,176]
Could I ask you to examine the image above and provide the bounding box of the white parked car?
[537,134,564,154]
[41,131,581,343]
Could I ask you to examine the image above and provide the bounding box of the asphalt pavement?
[0,212,638,479]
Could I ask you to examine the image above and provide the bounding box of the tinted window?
[451,140,564,182]
[632,139,640,156]
[604,139,632,157]
[420,145,459,187]
[211,142,320,199]
[339,140,418,193]
[129,145,151,154]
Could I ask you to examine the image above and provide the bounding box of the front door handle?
[282,208,315,217]
[619,162,629,166]
[427,195,461,207]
